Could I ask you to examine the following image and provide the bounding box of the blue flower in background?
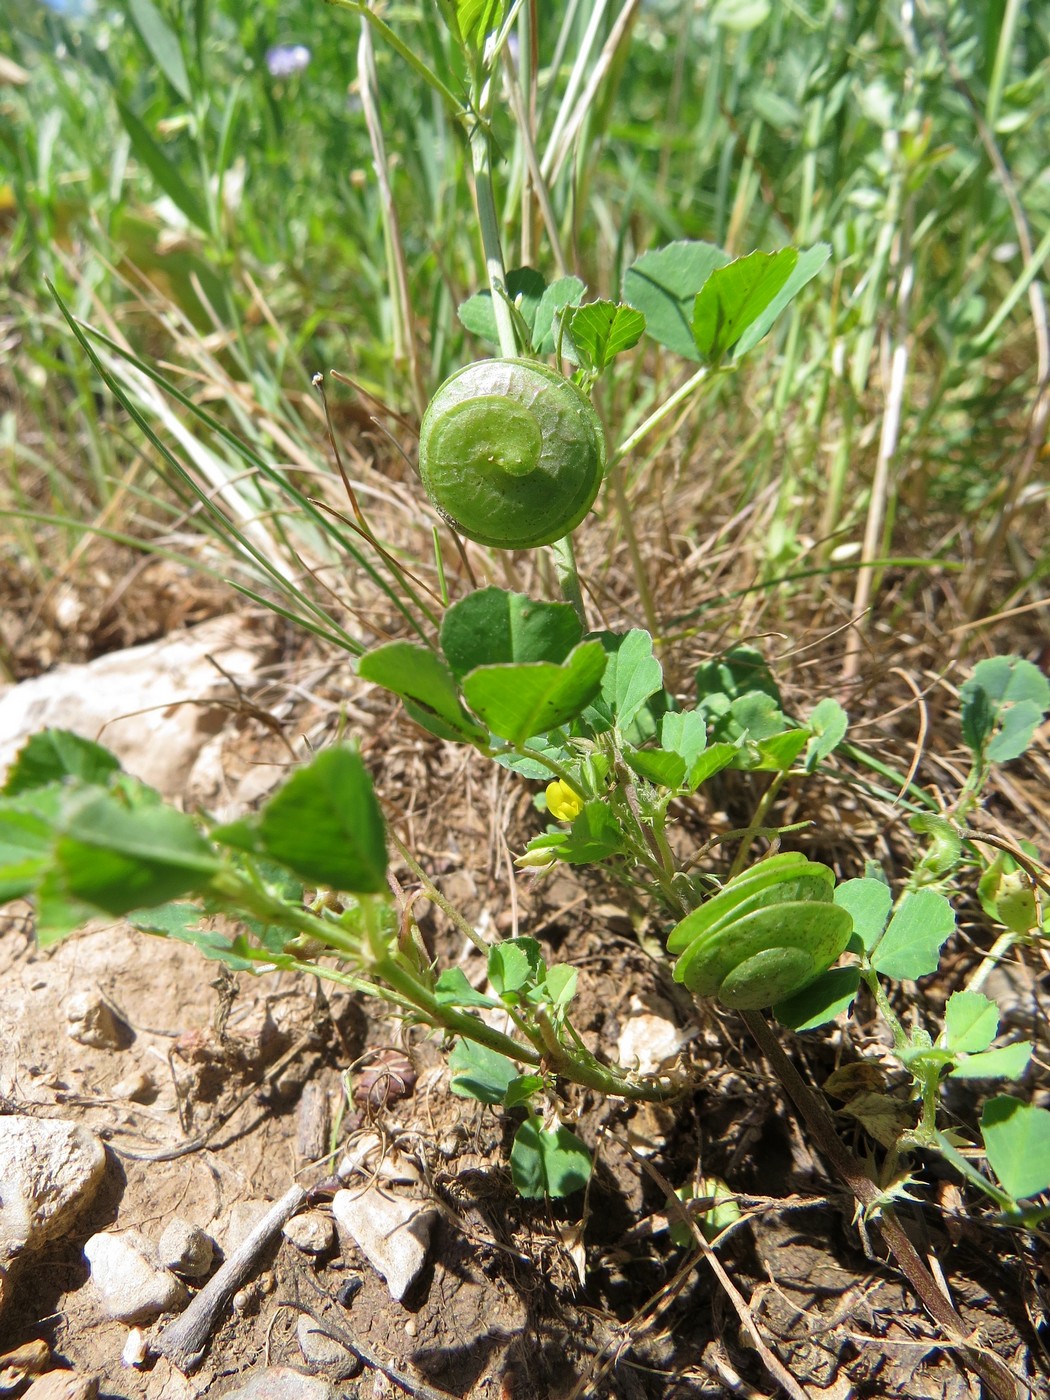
[37,0,96,14]
[265,44,311,79]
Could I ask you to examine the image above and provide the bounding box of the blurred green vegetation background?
[1,0,1047,653]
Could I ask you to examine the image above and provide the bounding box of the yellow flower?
[545,779,584,823]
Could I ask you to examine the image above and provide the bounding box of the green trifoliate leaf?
[504,1074,545,1109]
[255,747,387,894]
[458,266,545,345]
[540,963,578,1010]
[623,746,686,790]
[0,786,65,901]
[510,1120,592,1198]
[691,248,798,363]
[358,642,487,744]
[622,241,730,360]
[31,788,221,943]
[774,966,862,1031]
[696,645,782,719]
[950,1043,1032,1081]
[835,877,892,957]
[804,698,848,772]
[440,587,582,678]
[3,729,122,796]
[732,243,831,356]
[661,710,708,769]
[434,967,498,1008]
[566,301,646,371]
[448,1039,518,1105]
[960,655,1050,764]
[598,629,663,732]
[560,801,623,863]
[462,641,607,744]
[869,889,955,981]
[943,991,999,1053]
[488,937,544,1000]
[981,1096,1050,1200]
[533,277,586,354]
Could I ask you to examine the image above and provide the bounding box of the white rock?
[337,1132,421,1185]
[157,1217,214,1278]
[617,1008,684,1076]
[294,1315,356,1372]
[83,1230,189,1323]
[121,1329,148,1368]
[331,1187,437,1303]
[281,1212,335,1256]
[0,615,274,798]
[0,1117,107,1316]
[64,992,127,1050]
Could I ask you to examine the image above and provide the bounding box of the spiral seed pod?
[418,359,606,549]
[669,854,852,1010]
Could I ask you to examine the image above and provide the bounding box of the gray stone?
[158,1217,215,1278]
[83,1230,189,1323]
[331,1186,437,1303]
[218,1367,339,1400]
[0,1117,107,1317]
[281,1211,335,1256]
[294,1316,357,1375]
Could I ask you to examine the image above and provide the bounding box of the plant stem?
[549,532,588,627]
[469,102,519,359]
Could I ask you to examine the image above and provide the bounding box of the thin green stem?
[548,533,588,627]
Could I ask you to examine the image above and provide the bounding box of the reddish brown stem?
[739,1010,1026,1400]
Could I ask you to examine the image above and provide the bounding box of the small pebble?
[0,1339,50,1389]
[109,1070,155,1104]
[65,992,128,1050]
[120,1330,147,1369]
[219,1368,340,1400]
[22,1373,99,1400]
[332,1187,437,1303]
[335,1277,363,1308]
[282,1211,335,1256]
[403,1318,417,1338]
[295,1316,358,1376]
[158,1217,214,1278]
[84,1231,188,1323]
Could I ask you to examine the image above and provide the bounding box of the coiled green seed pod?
[418,359,606,549]
[668,854,853,1010]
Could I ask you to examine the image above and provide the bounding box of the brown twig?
[152,1184,308,1372]
[629,1147,816,1400]
[739,1009,1027,1400]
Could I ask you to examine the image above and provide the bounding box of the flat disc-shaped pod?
[419,359,606,549]
[674,901,853,1009]
[667,855,833,954]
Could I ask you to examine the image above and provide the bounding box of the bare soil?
[1,647,1047,1400]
